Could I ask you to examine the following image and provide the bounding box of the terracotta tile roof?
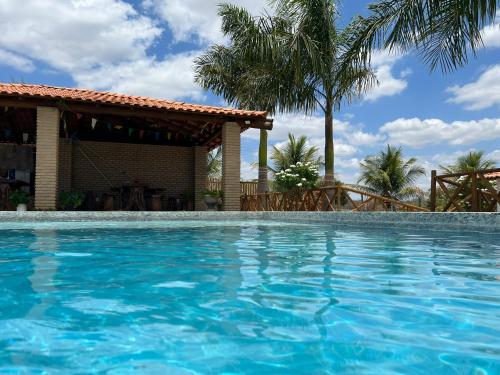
[485,171,500,179]
[0,83,268,119]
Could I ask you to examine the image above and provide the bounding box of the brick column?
[35,106,60,210]
[194,145,207,211]
[222,122,240,211]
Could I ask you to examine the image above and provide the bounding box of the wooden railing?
[430,168,500,212]
[207,178,258,196]
[241,185,428,212]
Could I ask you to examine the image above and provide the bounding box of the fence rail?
[241,185,428,212]
[430,168,500,212]
[207,178,258,196]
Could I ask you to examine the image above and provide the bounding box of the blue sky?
[0,0,498,187]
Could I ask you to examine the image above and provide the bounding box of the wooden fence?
[207,178,258,196]
[430,168,500,212]
[241,185,428,212]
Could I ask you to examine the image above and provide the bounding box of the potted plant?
[59,191,85,210]
[202,189,223,211]
[8,190,30,211]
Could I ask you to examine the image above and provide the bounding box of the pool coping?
[0,211,498,232]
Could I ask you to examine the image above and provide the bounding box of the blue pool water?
[0,220,499,374]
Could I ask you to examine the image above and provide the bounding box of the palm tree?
[270,133,322,173]
[358,145,426,200]
[195,0,375,186]
[441,151,496,173]
[207,147,222,178]
[438,151,497,211]
[347,0,498,72]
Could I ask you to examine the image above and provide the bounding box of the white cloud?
[481,24,500,48]
[336,157,360,169]
[240,159,257,180]
[144,0,269,44]
[349,131,384,146]
[364,49,409,102]
[0,0,161,73]
[447,64,500,110]
[0,0,208,101]
[481,12,500,48]
[380,117,500,147]
[0,48,35,72]
[73,52,204,100]
[243,113,378,144]
[486,149,500,163]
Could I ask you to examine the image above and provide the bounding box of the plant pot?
[16,203,27,212]
[203,195,219,211]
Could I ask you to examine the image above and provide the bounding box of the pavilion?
[0,83,272,211]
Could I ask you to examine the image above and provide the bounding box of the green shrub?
[59,191,85,210]
[8,190,30,206]
[202,189,223,198]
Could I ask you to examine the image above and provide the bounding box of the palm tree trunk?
[324,98,334,186]
[257,129,268,194]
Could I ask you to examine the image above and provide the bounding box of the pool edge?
[0,211,498,232]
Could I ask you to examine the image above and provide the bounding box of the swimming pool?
[0,220,499,374]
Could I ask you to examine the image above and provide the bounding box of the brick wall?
[59,140,194,202]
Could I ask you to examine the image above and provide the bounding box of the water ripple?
[0,221,498,374]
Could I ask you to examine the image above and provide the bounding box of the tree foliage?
[269,133,322,173]
[441,150,496,173]
[346,0,499,72]
[194,0,376,181]
[358,145,426,199]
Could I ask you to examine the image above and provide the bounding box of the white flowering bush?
[274,162,319,192]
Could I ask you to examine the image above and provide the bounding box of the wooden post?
[471,172,479,212]
[430,170,437,212]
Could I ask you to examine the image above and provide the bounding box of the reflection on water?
[0,222,498,374]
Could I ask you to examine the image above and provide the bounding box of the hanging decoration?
[76,113,83,120]
[155,132,160,141]
[128,128,133,137]
[167,132,171,140]
[139,130,145,139]
[3,107,8,112]
[107,123,112,132]
[91,118,97,130]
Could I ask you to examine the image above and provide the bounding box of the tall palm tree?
[195,0,375,186]
[441,151,496,173]
[270,133,322,173]
[347,0,498,72]
[358,145,426,199]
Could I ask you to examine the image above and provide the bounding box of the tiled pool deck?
[0,211,498,233]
